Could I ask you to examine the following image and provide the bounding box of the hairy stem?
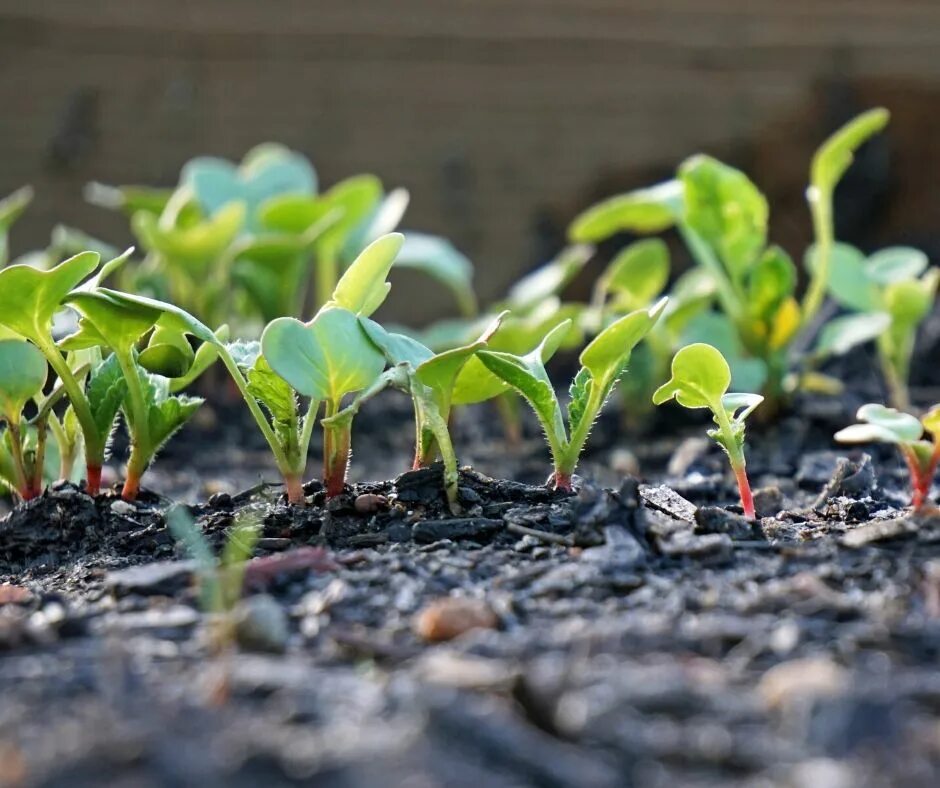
[284,473,305,505]
[36,338,103,493]
[734,464,756,520]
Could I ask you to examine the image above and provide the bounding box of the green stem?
[554,385,605,490]
[679,224,742,322]
[6,422,31,500]
[495,393,522,446]
[416,398,461,512]
[322,399,351,498]
[31,418,48,497]
[47,414,75,481]
[35,338,103,492]
[802,185,832,326]
[116,350,152,501]
[877,334,912,412]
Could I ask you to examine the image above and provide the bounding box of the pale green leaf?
[568,181,682,242]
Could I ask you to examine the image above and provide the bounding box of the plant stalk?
[116,351,152,501]
[802,185,832,326]
[322,399,351,498]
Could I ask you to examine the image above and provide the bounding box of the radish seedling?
[653,343,763,519]
[477,299,666,491]
[262,234,404,498]
[835,404,940,509]
[322,313,505,510]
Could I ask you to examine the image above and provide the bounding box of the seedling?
[321,313,504,509]
[0,185,33,267]
[0,339,49,500]
[813,244,938,410]
[262,234,403,498]
[569,109,891,406]
[476,300,666,491]
[835,404,940,509]
[653,343,763,519]
[0,251,115,493]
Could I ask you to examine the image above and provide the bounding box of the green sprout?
[321,312,505,510]
[0,185,33,267]
[262,234,403,499]
[569,109,891,408]
[0,339,49,500]
[476,299,666,491]
[812,244,938,410]
[835,403,940,509]
[653,343,763,519]
[168,506,260,655]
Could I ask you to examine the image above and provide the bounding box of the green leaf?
[328,233,404,316]
[359,318,434,369]
[0,251,99,342]
[653,343,731,409]
[809,242,877,312]
[0,340,47,421]
[247,356,297,424]
[184,146,316,229]
[93,290,219,346]
[394,233,477,315]
[85,182,173,218]
[506,245,593,311]
[866,247,929,285]
[884,271,939,328]
[138,325,196,378]
[720,392,764,423]
[581,298,666,391]
[747,245,796,318]
[64,291,162,354]
[341,188,409,260]
[140,372,203,451]
[261,307,385,404]
[678,155,768,281]
[568,181,682,242]
[451,318,571,406]
[314,175,384,263]
[811,108,889,195]
[414,313,504,403]
[566,367,592,437]
[597,239,669,310]
[814,312,891,358]
[835,402,923,445]
[168,326,229,394]
[680,311,767,392]
[0,185,33,266]
[132,202,245,271]
[86,354,127,445]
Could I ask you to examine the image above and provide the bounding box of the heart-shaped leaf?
[568,181,682,242]
[0,251,99,342]
[262,307,385,404]
[0,340,47,421]
[653,343,731,410]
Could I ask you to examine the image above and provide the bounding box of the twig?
[506,522,573,546]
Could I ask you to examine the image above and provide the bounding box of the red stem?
[734,465,756,520]
[323,425,350,499]
[284,474,305,505]
[551,470,573,492]
[86,464,102,496]
[902,448,937,510]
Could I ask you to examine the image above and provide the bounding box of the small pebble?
[354,493,388,515]
[413,597,498,642]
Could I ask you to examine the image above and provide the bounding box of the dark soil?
[2,362,940,786]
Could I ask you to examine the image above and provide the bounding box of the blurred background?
[2,0,940,322]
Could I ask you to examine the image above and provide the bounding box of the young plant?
[0,251,115,493]
[262,233,403,498]
[0,185,33,267]
[321,313,504,510]
[835,404,940,509]
[0,339,49,500]
[653,343,763,519]
[476,299,666,491]
[569,109,891,407]
[814,244,938,410]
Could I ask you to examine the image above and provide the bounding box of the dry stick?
[505,522,574,546]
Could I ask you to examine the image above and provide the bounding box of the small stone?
[609,448,640,478]
[752,485,784,518]
[110,499,137,517]
[256,537,292,552]
[412,518,503,544]
[354,493,388,515]
[414,597,498,642]
[658,530,733,563]
[758,657,849,711]
[417,651,517,690]
[234,594,289,653]
[694,506,758,540]
[640,485,697,522]
[0,585,30,605]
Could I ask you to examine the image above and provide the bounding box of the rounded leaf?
[568,181,681,242]
[856,403,923,443]
[866,247,929,285]
[0,339,46,419]
[653,343,730,410]
[599,239,669,308]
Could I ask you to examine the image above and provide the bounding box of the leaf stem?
[802,185,832,326]
[322,399,350,498]
[315,255,338,312]
[116,350,152,501]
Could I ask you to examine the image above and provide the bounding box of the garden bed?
[2,384,940,788]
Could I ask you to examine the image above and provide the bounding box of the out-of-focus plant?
[0,186,33,267]
[835,403,940,509]
[569,109,892,408]
[0,339,50,500]
[88,146,475,329]
[653,343,763,518]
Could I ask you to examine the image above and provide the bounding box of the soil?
[2,344,940,787]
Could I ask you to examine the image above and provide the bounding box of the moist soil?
[2,351,940,787]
